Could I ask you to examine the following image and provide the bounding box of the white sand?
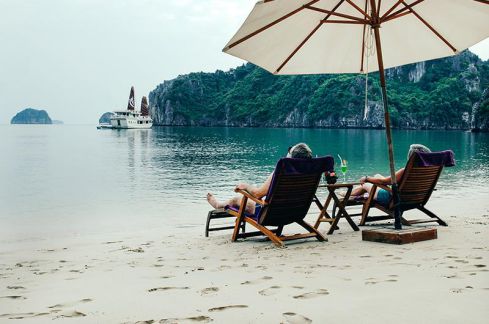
[1,191,488,323]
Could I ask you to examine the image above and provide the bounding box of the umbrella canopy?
[224,0,489,75]
[223,0,489,229]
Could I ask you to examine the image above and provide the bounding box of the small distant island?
[99,112,114,124]
[11,108,53,124]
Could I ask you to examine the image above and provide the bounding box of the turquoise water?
[1,125,488,239]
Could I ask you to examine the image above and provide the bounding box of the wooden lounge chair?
[360,150,455,226]
[226,156,334,247]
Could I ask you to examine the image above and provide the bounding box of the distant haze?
[1,0,488,124]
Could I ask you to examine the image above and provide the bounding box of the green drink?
[340,161,347,182]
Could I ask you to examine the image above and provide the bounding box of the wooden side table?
[314,183,361,234]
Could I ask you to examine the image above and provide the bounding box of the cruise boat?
[110,87,153,129]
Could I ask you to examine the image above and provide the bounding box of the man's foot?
[207,193,221,209]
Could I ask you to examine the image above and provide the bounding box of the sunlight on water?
[1,125,488,238]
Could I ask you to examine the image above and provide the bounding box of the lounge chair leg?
[276,225,284,237]
[297,220,327,242]
[418,206,448,226]
[360,186,376,226]
[205,211,212,237]
[244,219,284,247]
[232,197,249,242]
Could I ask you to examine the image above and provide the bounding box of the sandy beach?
[1,189,488,324]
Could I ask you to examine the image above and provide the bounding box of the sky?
[1,0,488,124]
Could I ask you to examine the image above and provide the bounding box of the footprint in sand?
[47,298,92,309]
[293,289,329,299]
[0,312,50,320]
[148,287,189,292]
[208,305,248,312]
[200,287,219,295]
[258,285,282,296]
[54,310,86,318]
[0,295,27,300]
[449,288,467,293]
[240,276,273,285]
[159,316,213,323]
[282,312,312,324]
[103,240,123,244]
[6,286,25,290]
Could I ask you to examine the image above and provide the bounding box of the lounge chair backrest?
[258,156,334,226]
[394,150,455,209]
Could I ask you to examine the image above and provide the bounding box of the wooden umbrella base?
[362,227,437,245]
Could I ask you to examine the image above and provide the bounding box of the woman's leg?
[207,193,256,213]
[350,185,366,196]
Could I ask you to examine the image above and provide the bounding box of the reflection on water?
[0,125,488,237]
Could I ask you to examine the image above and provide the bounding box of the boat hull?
[110,115,152,129]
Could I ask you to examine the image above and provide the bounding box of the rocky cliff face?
[11,108,52,124]
[149,51,488,130]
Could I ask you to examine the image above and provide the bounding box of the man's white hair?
[289,143,312,159]
[408,144,431,160]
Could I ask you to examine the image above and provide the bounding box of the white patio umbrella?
[223,0,489,229]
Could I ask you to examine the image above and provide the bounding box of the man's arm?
[361,168,404,185]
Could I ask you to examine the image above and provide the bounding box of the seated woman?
[350,144,431,205]
[206,143,313,214]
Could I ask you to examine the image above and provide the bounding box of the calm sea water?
[1,125,488,239]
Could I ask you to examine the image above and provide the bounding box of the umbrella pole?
[372,23,402,230]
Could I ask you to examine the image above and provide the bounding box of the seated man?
[206,143,313,214]
[350,144,432,204]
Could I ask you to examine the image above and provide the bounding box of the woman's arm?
[235,172,273,199]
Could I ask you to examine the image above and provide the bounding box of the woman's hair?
[288,143,313,159]
[407,144,431,160]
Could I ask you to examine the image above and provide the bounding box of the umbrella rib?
[345,0,371,20]
[225,0,321,50]
[381,0,424,22]
[274,0,346,74]
[322,20,366,24]
[380,0,403,21]
[380,0,404,20]
[274,22,323,73]
[305,6,369,23]
[399,1,457,53]
[382,10,412,23]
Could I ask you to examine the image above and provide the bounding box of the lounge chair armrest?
[326,182,360,189]
[234,189,267,206]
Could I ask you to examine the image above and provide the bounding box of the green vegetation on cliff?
[149,51,489,129]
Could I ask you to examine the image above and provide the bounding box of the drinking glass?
[340,160,348,183]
